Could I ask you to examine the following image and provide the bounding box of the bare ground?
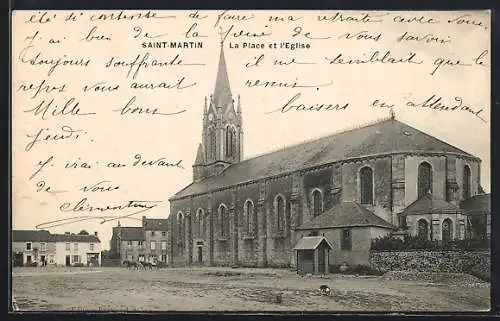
[11,267,490,312]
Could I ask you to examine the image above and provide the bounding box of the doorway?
[13,253,23,267]
[197,246,203,263]
[318,249,326,274]
[65,255,71,266]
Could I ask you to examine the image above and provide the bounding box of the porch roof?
[293,236,333,251]
[296,201,396,230]
[460,193,490,216]
[401,193,464,216]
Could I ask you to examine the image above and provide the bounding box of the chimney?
[94,231,98,236]
[142,216,147,227]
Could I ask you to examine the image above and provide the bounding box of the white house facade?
[12,230,102,267]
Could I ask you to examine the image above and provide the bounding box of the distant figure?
[319,284,331,296]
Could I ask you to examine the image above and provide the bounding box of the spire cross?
[218,26,225,44]
[389,107,395,120]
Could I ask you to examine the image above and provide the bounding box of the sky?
[12,10,490,249]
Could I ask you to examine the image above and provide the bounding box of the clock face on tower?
[208,113,214,121]
[227,112,234,120]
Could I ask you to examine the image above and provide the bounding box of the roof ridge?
[170,181,196,199]
[172,115,480,200]
[232,117,394,166]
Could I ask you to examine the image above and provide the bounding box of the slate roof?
[402,193,464,215]
[460,193,491,216]
[143,218,169,231]
[53,234,100,243]
[12,230,100,243]
[296,202,396,230]
[13,230,53,242]
[118,227,145,241]
[293,236,333,250]
[171,119,476,200]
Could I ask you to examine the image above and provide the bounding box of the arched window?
[219,205,229,238]
[245,200,254,235]
[360,167,373,205]
[417,219,429,241]
[196,209,203,238]
[177,212,184,253]
[442,218,453,242]
[177,212,184,238]
[418,162,433,199]
[225,126,236,157]
[275,195,285,232]
[208,127,216,161]
[312,189,323,217]
[463,165,471,200]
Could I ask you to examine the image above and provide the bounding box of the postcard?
[11,9,490,312]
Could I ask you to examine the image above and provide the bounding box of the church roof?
[402,193,464,215]
[293,236,333,250]
[295,202,396,230]
[170,118,476,200]
[460,193,490,216]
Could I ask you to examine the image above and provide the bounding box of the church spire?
[194,40,243,181]
[213,42,232,109]
[194,143,204,165]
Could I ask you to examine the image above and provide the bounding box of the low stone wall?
[101,258,121,267]
[369,250,490,280]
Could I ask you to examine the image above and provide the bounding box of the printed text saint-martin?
[142,41,204,49]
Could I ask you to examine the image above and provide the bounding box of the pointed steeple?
[213,43,232,109]
[193,40,244,181]
[194,143,204,165]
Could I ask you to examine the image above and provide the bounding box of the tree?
[78,230,89,235]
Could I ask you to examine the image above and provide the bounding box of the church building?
[168,43,487,268]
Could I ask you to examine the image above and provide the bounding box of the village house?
[110,216,170,264]
[12,230,101,267]
[167,42,490,269]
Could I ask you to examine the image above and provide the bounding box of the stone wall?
[369,250,490,280]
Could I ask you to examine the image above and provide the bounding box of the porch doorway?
[65,255,71,266]
[197,246,203,263]
[318,247,326,274]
